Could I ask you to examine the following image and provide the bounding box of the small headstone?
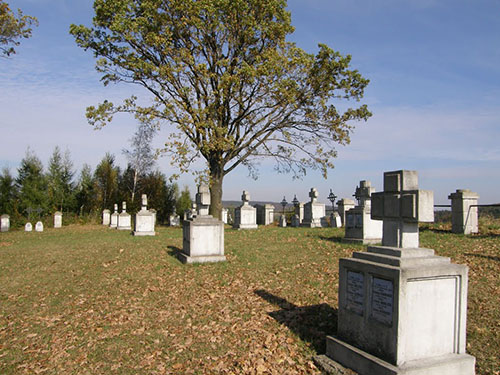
[448,189,479,235]
[102,209,111,226]
[279,215,287,227]
[117,201,132,230]
[25,222,33,232]
[330,212,342,227]
[221,208,228,224]
[169,214,180,227]
[54,211,62,228]
[291,214,301,227]
[233,190,258,229]
[294,202,304,224]
[256,204,275,225]
[1,214,10,232]
[35,221,44,232]
[110,204,118,228]
[301,188,327,228]
[134,194,155,236]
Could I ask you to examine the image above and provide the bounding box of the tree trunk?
[209,168,224,220]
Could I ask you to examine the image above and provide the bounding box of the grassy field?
[0,220,499,375]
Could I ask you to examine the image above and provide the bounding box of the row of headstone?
[24,221,44,232]
[102,198,156,235]
[320,169,475,375]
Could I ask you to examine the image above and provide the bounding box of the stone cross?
[354,180,375,207]
[122,201,127,213]
[371,170,434,248]
[241,190,250,204]
[141,194,148,210]
[196,185,211,216]
[309,188,319,203]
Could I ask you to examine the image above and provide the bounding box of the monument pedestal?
[344,206,382,245]
[324,245,475,375]
[180,215,225,264]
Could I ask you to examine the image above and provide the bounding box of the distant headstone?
[196,185,210,216]
[301,188,328,228]
[117,201,132,230]
[256,204,275,225]
[449,189,479,235]
[233,190,258,229]
[169,214,180,227]
[35,221,44,232]
[294,202,304,224]
[1,214,10,232]
[279,215,287,227]
[110,204,118,228]
[344,180,382,244]
[25,222,33,232]
[179,184,225,264]
[54,211,62,228]
[221,208,228,224]
[330,212,342,228]
[291,214,301,227]
[323,170,475,375]
[134,194,155,236]
[337,198,355,226]
[102,209,111,226]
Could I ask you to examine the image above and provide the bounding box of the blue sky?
[1,0,499,205]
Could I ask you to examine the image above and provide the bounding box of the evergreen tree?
[176,186,192,218]
[47,147,76,212]
[94,153,119,210]
[76,164,95,215]
[16,148,48,216]
[0,167,17,215]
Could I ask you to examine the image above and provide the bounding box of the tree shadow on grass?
[464,253,500,262]
[254,289,337,354]
[419,226,451,234]
[167,245,182,258]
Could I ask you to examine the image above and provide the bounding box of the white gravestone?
[322,170,475,375]
[301,188,328,228]
[134,194,155,236]
[35,221,44,232]
[169,214,180,227]
[117,201,132,230]
[102,209,111,226]
[330,212,342,228]
[179,184,225,264]
[1,214,10,232]
[233,191,258,229]
[294,201,304,225]
[256,204,275,225]
[110,204,118,228]
[337,198,355,226]
[221,208,228,224]
[54,211,62,228]
[279,215,287,227]
[344,180,383,244]
[25,222,33,232]
[449,189,479,235]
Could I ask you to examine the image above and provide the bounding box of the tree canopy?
[0,0,38,57]
[70,0,371,217]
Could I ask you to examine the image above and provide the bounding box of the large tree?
[0,0,38,57]
[70,0,371,218]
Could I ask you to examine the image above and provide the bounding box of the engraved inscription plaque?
[346,213,355,228]
[371,277,394,325]
[355,213,363,228]
[346,271,364,315]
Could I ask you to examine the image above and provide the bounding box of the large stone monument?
[179,184,225,264]
[117,202,132,230]
[344,180,383,244]
[256,204,275,225]
[1,214,10,232]
[337,198,355,226]
[110,204,118,228]
[321,170,475,375]
[233,191,258,229]
[54,211,62,228]
[449,189,479,235]
[134,195,155,236]
[301,188,327,228]
[102,209,111,226]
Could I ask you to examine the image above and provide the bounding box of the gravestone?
[179,184,225,264]
[256,204,275,225]
[221,208,228,224]
[25,222,33,232]
[54,211,62,228]
[330,212,342,228]
[117,202,132,230]
[294,202,304,225]
[110,204,118,228]
[337,198,355,226]
[35,221,44,232]
[291,214,301,227]
[344,180,383,244]
[449,189,479,235]
[102,209,111,226]
[301,188,327,228]
[279,215,287,227]
[322,170,475,375]
[1,214,10,232]
[233,191,258,229]
[169,214,180,227]
[134,194,155,236]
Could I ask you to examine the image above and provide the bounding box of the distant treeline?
[0,147,192,227]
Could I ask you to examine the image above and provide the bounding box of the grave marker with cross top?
[371,170,434,248]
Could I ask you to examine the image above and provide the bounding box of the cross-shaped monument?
[371,170,434,248]
[196,185,210,216]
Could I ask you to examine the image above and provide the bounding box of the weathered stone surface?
[25,222,32,232]
[448,189,479,235]
[54,211,62,228]
[1,214,10,232]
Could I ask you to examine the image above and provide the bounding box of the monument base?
[117,226,132,230]
[133,231,155,236]
[177,253,227,264]
[323,336,475,375]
